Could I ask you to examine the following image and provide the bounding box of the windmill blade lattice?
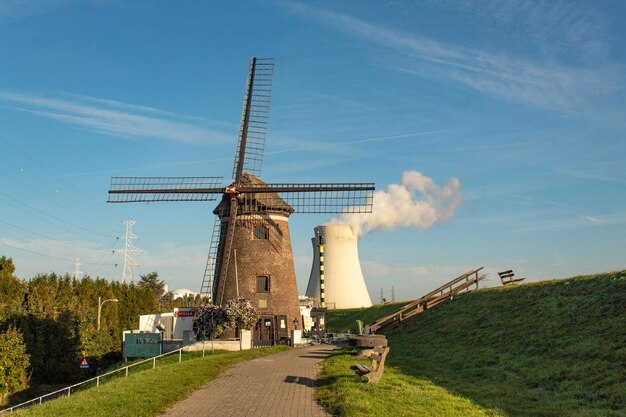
[108,176,224,203]
[232,57,274,181]
[238,182,375,214]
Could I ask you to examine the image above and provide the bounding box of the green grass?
[325,301,408,333]
[320,271,626,417]
[10,346,288,416]
[317,348,505,417]
[6,349,232,407]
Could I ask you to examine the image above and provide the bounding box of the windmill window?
[256,276,270,293]
[253,225,269,240]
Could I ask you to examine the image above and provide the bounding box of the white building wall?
[139,313,172,333]
[299,302,313,331]
[305,225,372,309]
[172,308,195,339]
[138,308,195,340]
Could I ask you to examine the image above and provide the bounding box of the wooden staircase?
[366,267,486,334]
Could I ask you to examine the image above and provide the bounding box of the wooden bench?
[498,270,525,286]
[353,346,390,383]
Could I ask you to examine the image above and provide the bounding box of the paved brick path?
[159,345,335,417]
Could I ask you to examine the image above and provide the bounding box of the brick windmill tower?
[108,58,374,345]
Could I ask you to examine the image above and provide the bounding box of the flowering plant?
[194,304,228,340]
[224,298,259,334]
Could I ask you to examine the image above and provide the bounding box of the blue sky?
[0,0,624,300]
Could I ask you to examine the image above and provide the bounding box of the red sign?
[80,358,89,369]
[175,310,195,317]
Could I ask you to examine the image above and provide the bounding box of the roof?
[213,173,294,217]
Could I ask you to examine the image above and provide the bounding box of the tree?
[138,272,167,310]
[0,327,30,403]
[112,281,158,331]
[0,257,23,307]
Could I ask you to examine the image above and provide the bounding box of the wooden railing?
[366,267,485,334]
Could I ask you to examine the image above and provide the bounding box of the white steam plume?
[328,171,463,237]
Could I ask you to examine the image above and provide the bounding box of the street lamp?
[97,296,118,331]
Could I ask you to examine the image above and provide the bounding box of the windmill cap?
[213,173,294,217]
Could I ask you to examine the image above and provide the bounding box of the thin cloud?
[0,0,72,20]
[59,156,233,178]
[427,0,610,59]
[268,128,457,157]
[60,92,211,123]
[277,1,619,110]
[502,193,605,225]
[0,91,232,145]
[552,168,626,186]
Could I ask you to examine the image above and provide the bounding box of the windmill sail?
[238,182,375,213]
[232,57,274,181]
[108,176,224,202]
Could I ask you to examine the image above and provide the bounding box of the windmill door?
[253,316,276,347]
[276,315,289,339]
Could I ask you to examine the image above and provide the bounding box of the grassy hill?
[325,301,408,332]
[318,271,626,417]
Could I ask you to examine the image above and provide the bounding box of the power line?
[0,167,112,230]
[84,237,120,277]
[0,218,59,241]
[87,250,117,278]
[99,263,119,280]
[0,236,119,267]
[0,240,81,263]
[0,133,126,221]
[0,241,119,269]
[0,190,111,238]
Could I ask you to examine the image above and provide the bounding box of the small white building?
[138,307,195,340]
[299,296,315,331]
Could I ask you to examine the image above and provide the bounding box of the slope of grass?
[318,348,505,417]
[318,271,626,417]
[5,349,228,407]
[10,346,288,417]
[325,301,408,333]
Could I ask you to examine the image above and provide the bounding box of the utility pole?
[391,285,395,303]
[97,296,118,331]
[119,220,140,284]
[380,287,384,304]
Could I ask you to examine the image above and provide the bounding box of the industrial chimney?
[306,225,372,309]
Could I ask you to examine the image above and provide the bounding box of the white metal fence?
[1,345,196,414]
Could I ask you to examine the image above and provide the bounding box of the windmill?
[108,57,374,343]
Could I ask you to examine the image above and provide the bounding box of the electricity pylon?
[73,257,83,280]
[120,220,140,284]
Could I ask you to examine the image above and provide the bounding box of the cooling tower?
[306,225,372,309]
